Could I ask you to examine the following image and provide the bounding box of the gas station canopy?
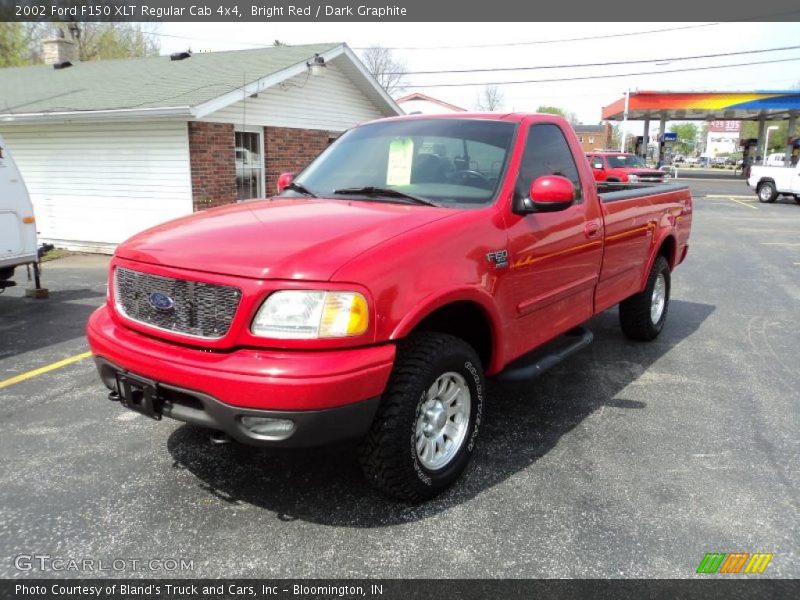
[602,91,800,122]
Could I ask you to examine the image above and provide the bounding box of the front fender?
[390,286,505,374]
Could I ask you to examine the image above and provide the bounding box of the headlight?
[251,290,369,339]
[627,174,639,182]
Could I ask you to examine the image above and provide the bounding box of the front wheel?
[358,332,485,502]
[619,256,671,341]
[757,181,778,203]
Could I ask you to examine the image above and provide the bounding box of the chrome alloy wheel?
[415,372,471,471]
[651,272,667,324]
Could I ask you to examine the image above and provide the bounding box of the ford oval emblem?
[148,291,174,311]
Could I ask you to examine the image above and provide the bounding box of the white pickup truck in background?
[0,134,42,291]
[747,161,800,204]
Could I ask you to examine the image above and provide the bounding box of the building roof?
[572,124,607,133]
[0,43,401,122]
[602,91,800,122]
[395,92,467,112]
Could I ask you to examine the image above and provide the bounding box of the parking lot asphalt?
[1,180,798,579]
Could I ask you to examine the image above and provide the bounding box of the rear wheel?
[619,256,671,341]
[358,332,485,502]
[757,181,778,203]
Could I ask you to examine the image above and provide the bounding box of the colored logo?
[148,292,174,311]
[696,553,773,574]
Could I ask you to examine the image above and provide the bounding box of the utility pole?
[620,88,630,153]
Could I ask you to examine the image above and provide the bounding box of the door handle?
[584,221,602,239]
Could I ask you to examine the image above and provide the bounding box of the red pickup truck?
[587,151,667,183]
[87,114,692,501]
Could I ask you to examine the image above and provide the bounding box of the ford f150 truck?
[587,151,667,183]
[87,114,692,501]
[747,160,800,203]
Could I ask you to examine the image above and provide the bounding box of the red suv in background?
[587,152,666,183]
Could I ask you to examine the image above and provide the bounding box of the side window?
[589,155,604,170]
[516,124,583,202]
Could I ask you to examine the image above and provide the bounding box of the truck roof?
[369,112,565,124]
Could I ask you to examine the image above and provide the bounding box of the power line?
[351,23,721,50]
[141,23,721,52]
[403,55,800,88]
[387,44,800,75]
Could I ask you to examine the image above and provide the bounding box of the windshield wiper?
[283,181,317,197]
[333,186,440,207]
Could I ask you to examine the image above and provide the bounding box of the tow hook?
[210,431,232,445]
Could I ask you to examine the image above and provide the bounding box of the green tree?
[0,22,159,67]
[668,122,699,155]
[74,23,159,61]
[742,120,790,154]
[536,105,578,125]
[0,23,27,67]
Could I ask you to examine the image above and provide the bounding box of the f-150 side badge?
[486,249,509,269]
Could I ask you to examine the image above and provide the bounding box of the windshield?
[284,119,517,207]
[606,154,646,169]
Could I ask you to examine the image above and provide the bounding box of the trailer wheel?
[757,181,777,203]
[358,332,485,502]
[619,256,671,341]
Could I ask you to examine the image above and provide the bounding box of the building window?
[235,130,264,200]
[578,135,584,143]
[588,136,595,144]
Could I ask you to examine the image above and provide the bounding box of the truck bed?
[597,181,690,202]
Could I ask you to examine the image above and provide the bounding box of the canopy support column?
[785,111,797,165]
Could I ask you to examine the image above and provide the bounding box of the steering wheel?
[449,169,492,189]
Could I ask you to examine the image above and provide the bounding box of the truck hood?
[116,198,454,281]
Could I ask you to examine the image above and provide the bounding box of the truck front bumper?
[87,306,395,447]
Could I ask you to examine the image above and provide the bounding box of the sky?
[154,21,800,135]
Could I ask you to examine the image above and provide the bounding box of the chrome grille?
[114,267,241,339]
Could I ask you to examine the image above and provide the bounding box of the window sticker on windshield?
[386,137,414,186]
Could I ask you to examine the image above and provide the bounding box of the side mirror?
[276,172,295,193]
[513,175,576,214]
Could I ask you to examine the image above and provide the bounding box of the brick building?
[572,123,614,152]
[0,43,400,252]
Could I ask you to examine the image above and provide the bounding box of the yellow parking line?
[725,197,758,210]
[0,351,93,390]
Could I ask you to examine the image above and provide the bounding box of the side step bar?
[496,326,594,382]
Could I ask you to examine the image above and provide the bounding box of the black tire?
[619,256,671,341]
[757,181,778,203]
[0,267,14,281]
[358,332,485,502]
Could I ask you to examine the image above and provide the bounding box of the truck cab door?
[502,123,604,361]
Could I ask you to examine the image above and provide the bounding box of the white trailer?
[0,135,43,291]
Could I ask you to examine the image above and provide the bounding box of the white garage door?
[0,121,193,252]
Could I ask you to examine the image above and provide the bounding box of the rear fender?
[640,230,677,291]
